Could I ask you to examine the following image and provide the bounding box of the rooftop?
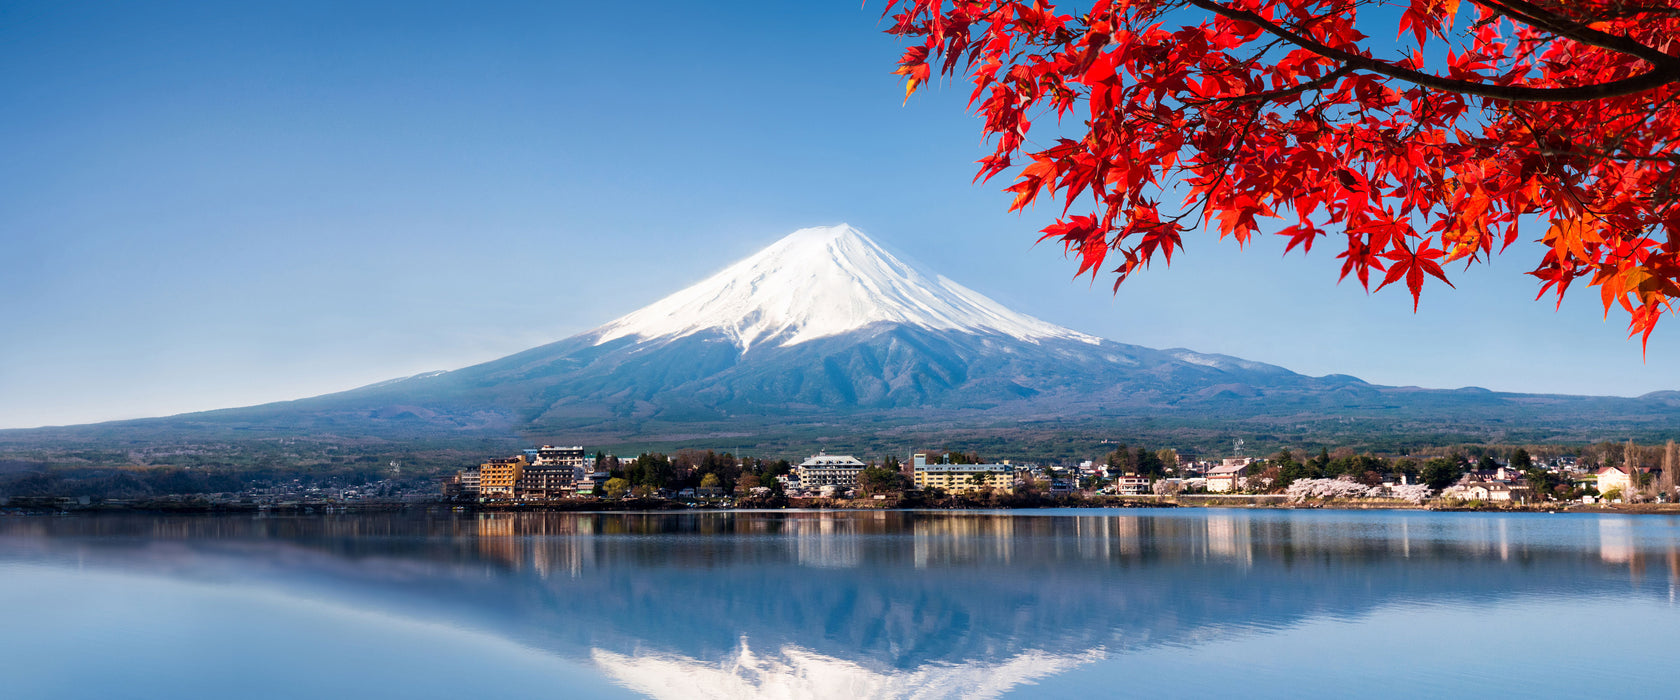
[799,454,866,468]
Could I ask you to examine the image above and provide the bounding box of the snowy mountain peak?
[593,224,1101,351]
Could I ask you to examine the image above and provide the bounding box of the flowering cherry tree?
[1285,476,1381,499]
[1386,483,1436,503]
[1284,477,1435,501]
[885,1,1680,346]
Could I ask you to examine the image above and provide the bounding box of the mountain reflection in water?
[3,509,1679,699]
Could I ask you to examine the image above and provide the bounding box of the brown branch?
[1538,147,1680,163]
[1182,0,1680,102]
[1189,64,1357,105]
[1472,0,1680,71]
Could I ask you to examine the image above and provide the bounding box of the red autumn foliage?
[883,0,1680,348]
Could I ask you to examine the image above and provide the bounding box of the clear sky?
[1,0,1674,429]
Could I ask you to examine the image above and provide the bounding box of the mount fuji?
[308,224,1346,429]
[14,223,1680,452]
[592,224,1102,351]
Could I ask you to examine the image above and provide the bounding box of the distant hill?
[4,224,1677,460]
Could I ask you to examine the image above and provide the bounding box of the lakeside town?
[434,440,1679,510]
[10,439,1679,514]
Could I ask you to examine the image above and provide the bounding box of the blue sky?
[1,0,1674,429]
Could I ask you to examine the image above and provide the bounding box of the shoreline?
[6,494,1680,516]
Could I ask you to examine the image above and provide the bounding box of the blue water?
[3,508,1678,699]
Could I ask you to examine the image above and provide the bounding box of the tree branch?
[1190,64,1357,106]
[1471,0,1680,71]
[1182,0,1680,102]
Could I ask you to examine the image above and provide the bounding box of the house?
[1113,475,1151,495]
[1047,478,1074,496]
[1205,460,1251,493]
[1445,480,1527,502]
[1595,465,1652,496]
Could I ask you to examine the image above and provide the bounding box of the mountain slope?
[270,225,1337,430]
[6,223,1678,452]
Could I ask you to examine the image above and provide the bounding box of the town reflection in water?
[4,509,1680,698]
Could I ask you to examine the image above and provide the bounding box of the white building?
[1205,460,1251,493]
[1113,475,1150,495]
[796,453,868,487]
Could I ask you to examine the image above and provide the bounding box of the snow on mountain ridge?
[594,224,1100,351]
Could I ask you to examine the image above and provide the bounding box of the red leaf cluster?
[882,0,1680,350]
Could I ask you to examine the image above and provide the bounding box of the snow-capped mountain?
[594,224,1099,351]
[247,223,1353,432]
[55,222,1680,446]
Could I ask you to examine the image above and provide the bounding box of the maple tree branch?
[1191,64,1357,105]
[1181,0,1680,102]
[1536,145,1680,164]
[1595,8,1680,20]
[1470,0,1680,71]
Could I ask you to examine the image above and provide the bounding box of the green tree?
[700,473,721,489]
[1524,467,1558,502]
[1135,448,1166,478]
[1510,448,1534,471]
[1105,444,1135,474]
[1155,449,1179,472]
[1271,450,1309,489]
[860,465,908,495]
[626,453,674,490]
[603,477,630,499]
[1309,448,1331,477]
[1393,457,1421,482]
[1421,458,1462,491]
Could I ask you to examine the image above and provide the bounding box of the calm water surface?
[3,508,1678,699]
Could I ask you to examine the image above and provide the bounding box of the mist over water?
[3,509,1678,699]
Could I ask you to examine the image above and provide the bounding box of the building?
[910,453,1014,494]
[1445,480,1528,502]
[1595,465,1650,496]
[518,445,587,499]
[479,456,528,499]
[443,467,480,499]
[796,453,868,487]
[517,464,574,500]
[574,469,609,498]
[1113,475,1150,495]
[534,445,587,472]
[1205,460,1251,493]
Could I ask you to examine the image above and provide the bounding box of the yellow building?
[479,456,528,499]
[911,453,1014,494]
[1595,465,1645,497]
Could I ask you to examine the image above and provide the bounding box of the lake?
[2,508,1678,699]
